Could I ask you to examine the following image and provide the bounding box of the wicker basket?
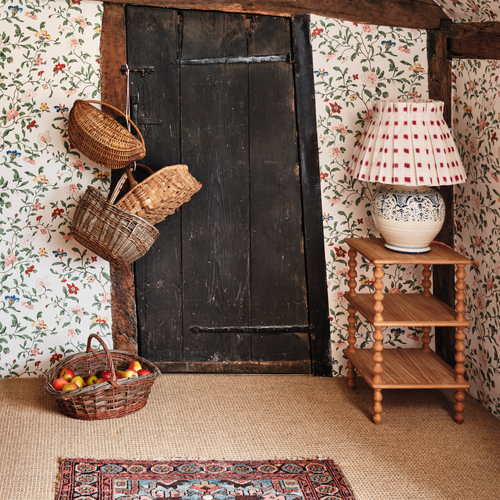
[44,334,161,420]
[68,100,146,169]
[116,164,202,225]
[71,172,159,267]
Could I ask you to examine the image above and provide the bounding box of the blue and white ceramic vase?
[372,185,446,253]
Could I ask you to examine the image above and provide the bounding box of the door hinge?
[190,324,312,334]
[173,54,294,66]
[121,65,155,77]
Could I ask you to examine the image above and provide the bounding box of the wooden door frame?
[101,5,331,376]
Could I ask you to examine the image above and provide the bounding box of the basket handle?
[86,333,120,388]
[125,164,155,189]
[85,100,145,148]
[108,170,129,205]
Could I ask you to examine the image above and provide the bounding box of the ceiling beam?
[439,20,500,60]
[98,0,449,30]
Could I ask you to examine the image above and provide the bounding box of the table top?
[344,238,472,266]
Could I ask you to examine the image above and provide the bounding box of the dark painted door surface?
[126,7,324,373]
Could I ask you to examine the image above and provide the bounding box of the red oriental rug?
[56,458,356,500]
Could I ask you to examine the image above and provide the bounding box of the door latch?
[120,65,155,77]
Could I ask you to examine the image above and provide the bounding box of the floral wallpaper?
[452,58,500,418]
[433,0,500,22]
[310,16,430,375]
[0,0,110,378]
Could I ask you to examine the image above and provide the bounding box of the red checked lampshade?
[347,99,467,253]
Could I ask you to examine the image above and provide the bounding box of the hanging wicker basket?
[116,164,202,225]
[44,333,160,420]
[68,100,146,169]
[71,172,159,267]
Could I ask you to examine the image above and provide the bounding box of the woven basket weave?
[44,334,160,420]
[116,164,202,225]
[68,100,146,169]
[71,172,159,267]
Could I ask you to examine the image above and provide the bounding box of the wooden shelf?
[344,237,471,266]
[343,348,470,390]
[346,293,471,327]
[344,237,472,424]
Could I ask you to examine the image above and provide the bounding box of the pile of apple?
[52,360,151,392]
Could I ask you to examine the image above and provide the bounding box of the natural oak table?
[343,237,471,425]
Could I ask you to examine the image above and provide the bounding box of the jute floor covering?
[1,374,499,500]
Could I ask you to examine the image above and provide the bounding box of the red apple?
[137,369,151,376]
[99,370,112,381]
[52,377,68,391]
[61,382,79,392]
[60,368,75,381]
[128,360,142,372]
[85,375,98,386]
[123,369,138,378]
[94,378,107,385]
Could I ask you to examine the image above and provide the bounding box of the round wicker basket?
[44,334,161,420]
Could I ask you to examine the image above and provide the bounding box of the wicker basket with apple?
[44,333,160,420]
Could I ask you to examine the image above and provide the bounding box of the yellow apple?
[128,360,142,372]
[116,370,125,379]
[85,375,98,386]
[123,369,138,378]
[71,376,85,389]
[61,382,79,392]
[94,378,107,385]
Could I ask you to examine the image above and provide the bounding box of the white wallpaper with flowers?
[0,0,111,378]
[433,0,500,22]
[310,16,430,374]
[452,59,500,418]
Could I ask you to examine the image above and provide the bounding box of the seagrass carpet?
[1,374,500,500]
[57,458,355,500]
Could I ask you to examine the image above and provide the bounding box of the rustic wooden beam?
[427,29,456,368]
[101,3,139,354]
[94,0,448,30]
[443,20,500,60]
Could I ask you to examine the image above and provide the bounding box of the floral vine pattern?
[433,0,500,22]
[453,59,500,418]
[310,16,429,375]
[0,0,110,378]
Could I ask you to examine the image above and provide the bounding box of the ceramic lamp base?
[372,184,446,254]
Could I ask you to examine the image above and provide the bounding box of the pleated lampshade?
[347,99,466,186]
[346,99,467,253]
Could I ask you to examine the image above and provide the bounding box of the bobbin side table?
[343,238,471,425]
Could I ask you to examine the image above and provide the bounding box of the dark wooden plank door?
[126,6,329,374]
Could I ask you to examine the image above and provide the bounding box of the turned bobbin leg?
[421,264,432,353]
[346,247,358,390]
[372,265,385,424]
[454,264,468,424]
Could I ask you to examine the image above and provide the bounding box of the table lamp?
[347,99,466,253]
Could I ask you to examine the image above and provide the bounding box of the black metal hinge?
[120,65,155,77]
[173,54,294,66]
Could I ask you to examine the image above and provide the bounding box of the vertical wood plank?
[126,6,184,362]
[248,15,310,362]
[427,28,456,367]
[180,11,252,361]
[292,15,331,376]
[101,2,138,353]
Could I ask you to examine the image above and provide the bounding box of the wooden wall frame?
[101,0,500,371]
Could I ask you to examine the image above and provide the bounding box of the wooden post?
[346,247,358,390]
[101,3,139,354]
[427,26,455,367]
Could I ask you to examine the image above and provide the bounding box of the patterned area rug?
[56,459,356,500]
